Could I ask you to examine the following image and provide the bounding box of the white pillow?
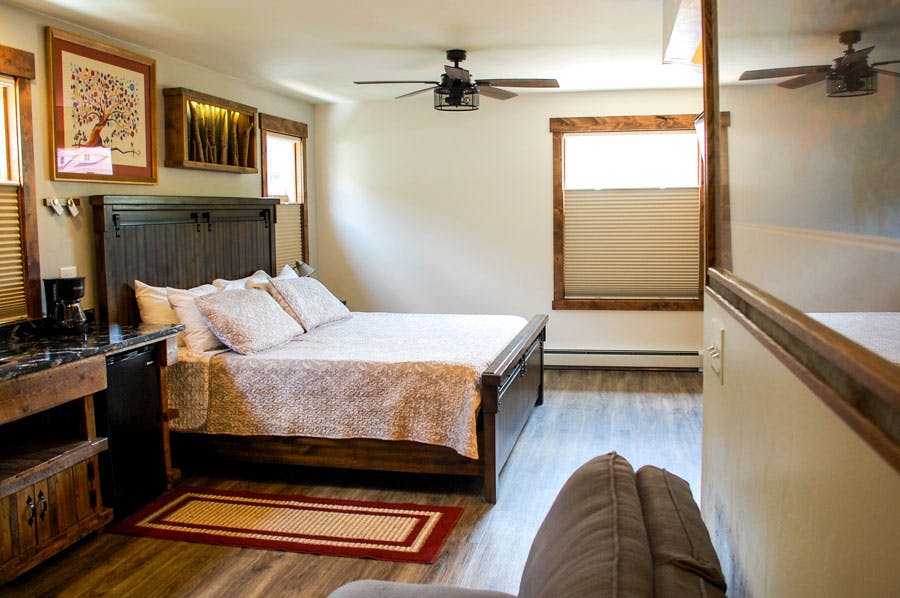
[212,270,270,291]
[196,289,303,355]
[135,280,217,346]
[269,277,350,331]
[246,264,300,292]
[135,280,176,326]
[167,286,225,353]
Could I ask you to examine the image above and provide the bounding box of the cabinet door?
[0,494,12,564]
[47,467,78,535]
[72,459,95,522]
[13,487,37,554]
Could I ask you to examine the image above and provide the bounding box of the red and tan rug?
[112,487,463,564]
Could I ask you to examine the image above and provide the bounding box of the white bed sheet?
[166,312,528,459]
[807,312,900,364]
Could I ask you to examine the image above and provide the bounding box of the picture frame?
[46,27,157,184]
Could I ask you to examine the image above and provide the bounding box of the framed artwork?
[46,28,157,184]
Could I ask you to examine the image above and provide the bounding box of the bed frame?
[91,195,546,503]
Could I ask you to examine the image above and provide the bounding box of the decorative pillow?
[195,289,303,354]
[269,277,350,331]
[135,280,217,346]
[212,269,270,291]
[167,287,226,353]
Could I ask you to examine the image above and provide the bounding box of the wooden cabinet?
[163,87,258,173]
[0,356,113,584]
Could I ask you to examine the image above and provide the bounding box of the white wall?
[721,82,900,311]
[315,88,704,352]
[0,3,316,311]
[701,296,900,597]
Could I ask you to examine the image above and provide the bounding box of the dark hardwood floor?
[1,370,702,598]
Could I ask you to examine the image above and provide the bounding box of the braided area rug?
[112,487,463,564]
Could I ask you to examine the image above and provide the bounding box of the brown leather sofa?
[329,452,726,597]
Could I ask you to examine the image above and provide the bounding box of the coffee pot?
[43,277,87,329]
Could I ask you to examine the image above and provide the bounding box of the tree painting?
[68,64,141,157]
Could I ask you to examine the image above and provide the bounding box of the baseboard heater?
[544,348,702,371]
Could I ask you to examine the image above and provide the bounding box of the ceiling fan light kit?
[355,49,559,112]
[434,85,480,111]
[826,70,877,97]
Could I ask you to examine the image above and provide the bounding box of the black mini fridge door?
[95,345,166,518]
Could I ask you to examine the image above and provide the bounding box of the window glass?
[0,77,16,184]
[265,132,301,202]
[564,131,698,190]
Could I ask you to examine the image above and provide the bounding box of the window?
[551,114,703,310]
[265,131,303,203]
[0,46,40,322]
[260,113,308,268]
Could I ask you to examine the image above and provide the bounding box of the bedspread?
[167,312,528,459]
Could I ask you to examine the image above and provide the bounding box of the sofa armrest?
[636,465,727,597]
[328,580,515,598]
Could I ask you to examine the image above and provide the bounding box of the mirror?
[712,1,899,350]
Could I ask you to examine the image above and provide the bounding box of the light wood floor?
[2,369,702,598]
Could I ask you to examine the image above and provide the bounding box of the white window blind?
[275,202,304,269]
[563,188,700,299]
[0,183,27,322]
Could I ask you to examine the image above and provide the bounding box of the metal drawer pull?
[26,496,36,526]
[38,490,48,519]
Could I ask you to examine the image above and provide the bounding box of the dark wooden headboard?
[91,195,278,325]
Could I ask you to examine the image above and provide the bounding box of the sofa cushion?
[517,452,654,598]
[636,465,727,597]
[328,580,515,598]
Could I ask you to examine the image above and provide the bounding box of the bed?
[91,195,547,503]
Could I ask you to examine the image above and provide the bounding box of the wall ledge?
[706,268,900,472]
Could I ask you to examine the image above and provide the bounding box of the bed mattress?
[166,312,527,459]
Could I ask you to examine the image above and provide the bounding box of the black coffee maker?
[43,277,87,330]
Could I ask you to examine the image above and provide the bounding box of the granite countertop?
[0,320,184,381]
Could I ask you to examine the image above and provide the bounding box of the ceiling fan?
[739,30,899,97]
[354,49,559,111]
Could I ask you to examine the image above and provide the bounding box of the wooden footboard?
[479,314,548,502]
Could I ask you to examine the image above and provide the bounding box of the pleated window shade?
[275,202,304,269]
[563,187,700,299]
[0,183,28,323]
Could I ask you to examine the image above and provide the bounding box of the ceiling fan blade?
[476,78,559,88]
[739,65,830,81]
[395,87,436,99]
[872,59,900,67]
[478,85,517,100]
[777,71,830,89]
[874,68,900,78]
[840,45,874,66]
[354,80,439,85]
[445,65,471,82]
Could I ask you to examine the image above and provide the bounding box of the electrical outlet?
[58,265,77,278]
[707,318,725,383]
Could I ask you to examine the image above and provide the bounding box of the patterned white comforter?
[166,312,527,459]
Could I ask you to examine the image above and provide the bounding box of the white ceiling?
[5,0,899,104]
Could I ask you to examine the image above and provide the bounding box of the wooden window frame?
[550,114,704,311]
[0,44,41,319]
[259,113,309,262]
